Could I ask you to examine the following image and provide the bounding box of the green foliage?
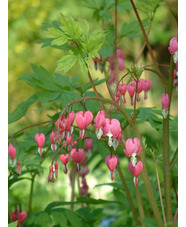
[8,95,37,124]
[8,222,18,227]
[47,14,105,75]
[121,18,150,38]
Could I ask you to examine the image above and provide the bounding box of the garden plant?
[8,0,178,226]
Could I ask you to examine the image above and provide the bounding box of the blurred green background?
[8,0,178,226]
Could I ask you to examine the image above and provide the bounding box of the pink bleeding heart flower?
[143,79,152,100]
[105,155,118,181]
[124,138,142,157]
[17,211,27,227]
[115,91,120,105]
[124,138,142,167]
[128,84,136,105]
[54,161,58,178]
[35,133,45,156]
[10,210,20,222]
[60,154,71,174]
[76,111,93,138]
[48,166,55,182]
[71,148,85,171]
[132,80,143,102]
[108,72,116,85]
[16,161,21,175]
[168,37,178,55]
[118,84,127,103]
[8,143,17,167]
[102,118,122,147]
[84,139,93,159]
[50,131,57,152]
[94,110,105,139]
[116,49,125,71]
[128,161,143,186]
[161,93,170,118]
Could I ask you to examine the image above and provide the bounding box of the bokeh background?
[8,0,178,225]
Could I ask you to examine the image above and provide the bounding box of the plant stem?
[163,55,174,222]
[135,186,145,226]
[28,171,37,217]
[85,62,111,119]
[116,164,140,225]
[130,0,165,87]
[114,0,119,85]
[8,120,54,138]
[172,208,178,227]
[154,160,167,227]
[70,163,76,211]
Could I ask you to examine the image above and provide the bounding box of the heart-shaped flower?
[71,149,85,171]
[105,155,118,181]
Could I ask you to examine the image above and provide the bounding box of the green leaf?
[51,210,67,226]
[56,54,78,72]
[19,65,68,91]
[78,58,88,78]
[61,90,82,107]
[143,218,157,227]
[64,209,82,227]
[98,46,114,59]
[8,176,32,189]
[35,91,61,103]
[99,10,112,24]
[8,221,18,227]
[121,18,150,38]
[8,94,37,124]
[83,78,106,92]
[45,201,78,211]
[77,197,122,205]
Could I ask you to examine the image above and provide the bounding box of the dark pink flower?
[60,154,70,174]
[128,161,143,186]
[35,133,45,156]
[76,111,93,138]
[102,118,122,147]
[168,37,178,55]
[94,110,105,139]
[161,93,170,118]
[105,155,118,181]
[16,161,21,175]
[128,84,136,105]
[118,84,127,103]
[143,79,152,99]
[8,143,16,167]
[71,148,85,171]
[54,161,58,178]
[17,211,27,227]
[124,138,142,157]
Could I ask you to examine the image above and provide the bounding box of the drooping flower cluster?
[123,138,143,186]
[116,78,152,106]
[10,210,27,227]
[94,110,122,150]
